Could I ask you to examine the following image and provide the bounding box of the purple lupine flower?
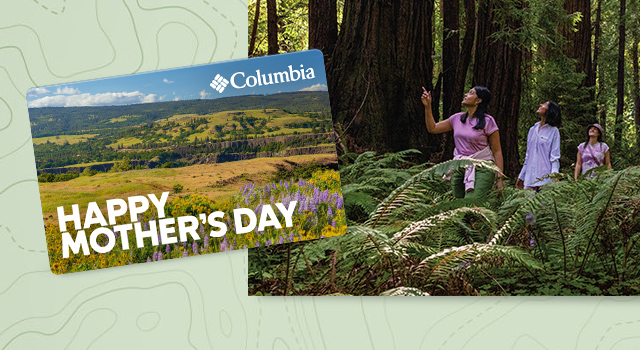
[143,220,149,231]
[182,249,188,258]
[335,197,343,209]
[331,220,337,227]
[243,245,248,249]
[279,236,284,244]
[204,234,209,251]
[526,213,536,225]
[200,224,205,238]
[289,231,295,242]
[152,251,158,261]
[146,257,151,262]
[298,179,304,187]
[166,245,171,254]
[192,241,198,255]
[157,252,163,261]
[183,241,187,247]
[265,239,272,247]
[279,180,284,187]
[254,241,261,247]
[327,205,333,218]
[313,188,320,204]
[220,236,229,252]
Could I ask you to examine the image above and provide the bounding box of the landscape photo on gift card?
[28,51,346,274]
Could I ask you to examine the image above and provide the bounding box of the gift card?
[27,50,346,274]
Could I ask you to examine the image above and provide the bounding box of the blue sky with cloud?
[27,50,328,108]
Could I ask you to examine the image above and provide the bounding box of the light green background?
[1,1,640,348]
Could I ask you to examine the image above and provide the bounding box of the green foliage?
[110,157,132,173]
[172,184,184,193]
[249,150,640,296]
[38,171,80,183]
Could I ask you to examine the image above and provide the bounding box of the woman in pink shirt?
[421,86,504,199]
[574,123,611,180]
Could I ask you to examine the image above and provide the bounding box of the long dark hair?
[584,125,603,145]
[545,101,561,127]
[461,86,491,130]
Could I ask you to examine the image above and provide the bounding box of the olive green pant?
[451,167,495,200]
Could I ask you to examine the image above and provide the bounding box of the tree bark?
[615,0,626,150]
[442,0,476,161]
[267,0,278,55]
[309,0,338,57]
[249,0,261,57]
[327,0,436,157]
[560,0,595,95]
[442,0,460,118]
[633,28,640,149]
[594,0,606,135]
[473,0,524,178]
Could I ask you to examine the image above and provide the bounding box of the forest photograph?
[248,0,640,296]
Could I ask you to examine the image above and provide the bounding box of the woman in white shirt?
[516,101,562,191]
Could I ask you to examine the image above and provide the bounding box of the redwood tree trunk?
[442,0,476,161]
[615,0,627,150]
[309,0,338,57]
[633,31,640,148]
[561,0,595,95]
[267,0,278,55]
[249,0,261,57]
[594,0,607,135]
[473,0,524,178]
[327,0,436,157]
[442,0,460,118]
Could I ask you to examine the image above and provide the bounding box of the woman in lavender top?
[421,86,504,199]
[516,101,562,191]
[574,123,611,180]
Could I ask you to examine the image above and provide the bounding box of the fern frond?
[379,287,430,296]
[367,159,502,228]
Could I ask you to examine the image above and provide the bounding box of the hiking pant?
[451,167,495,200]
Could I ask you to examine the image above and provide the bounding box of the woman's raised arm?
[422,87,452,134]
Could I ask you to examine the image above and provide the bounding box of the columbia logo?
[210,74,229,93]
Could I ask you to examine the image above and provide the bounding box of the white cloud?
[27,87,51,97]
[55,86,80,95]
[173,96,180,101]
[27,91,160,108]
[299,84,328,92]
[199,90,210,99]
[163,78,174,84]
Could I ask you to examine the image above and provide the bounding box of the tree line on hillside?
[28,91,330,138]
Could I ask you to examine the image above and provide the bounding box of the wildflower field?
[46,168,346,274]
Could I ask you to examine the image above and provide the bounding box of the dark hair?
[584,125,603,145]
[545,101,561,127]
[461,86,491,130]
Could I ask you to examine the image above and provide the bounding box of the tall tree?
[249,0,261,57]
[615,0,627,149]
[309,0,338,57]
[594,0,607,134]
[633,0,640,149]
[327,0,436,156]
[560,0,595,95]
[473,0,524,178]
[633,35,640,149]
[442,0,476,160]
[442,0,460,118]
[267,0,278,54]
